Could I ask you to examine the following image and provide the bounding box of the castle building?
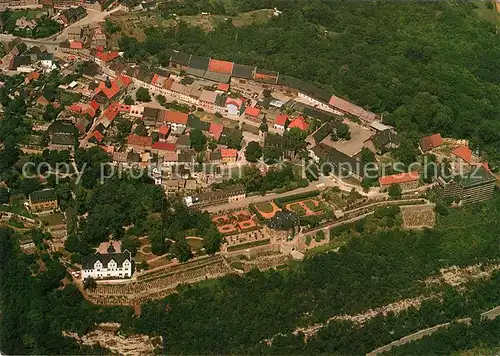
[81,241,133,280]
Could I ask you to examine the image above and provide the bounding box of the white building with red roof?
[273,113,289,131]
[220,148,238,163]
[164,110,188,130]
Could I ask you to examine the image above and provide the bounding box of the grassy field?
[39,213,65,226]
[255,202,274,213]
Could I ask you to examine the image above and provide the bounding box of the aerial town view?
[1,0,500,354]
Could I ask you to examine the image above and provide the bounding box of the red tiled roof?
[288,116,309,131]
[90,130,104,143]
[208,59,233,74]
[37,96,49,105]
[164,110,188,125]
[158,125,170,136]
[482,162,491,172]
[115,74,132,88]
[209,122,223,141]
[329,95,377,123]
[128,134,152,148]
[163,78,174,90]
[151,141,176,151]
[96,51,119,62]
[103,102,120,122]
[70,41,83,49]
[452,146,472,164]
[25,71,40,82]
[68,103,82,113]
[254,72,276,81]
[151,74,160,85]
[221,148,238,158]
[274,113,289,126]
[95,81,120,100]
[420,133,442,152]
[217,83,229,92]
[379,171,420,186]
[245,107,261,117]
[101,145,115,154]
[90,99,99,112]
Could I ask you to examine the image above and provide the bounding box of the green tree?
[124,95,134,105]
[19,178,42,197]
[156,95,166,106]
[388,183,402,198]
[241,165,263,192]
[263,146,283,164]
[244,141,262,162]
[361,148,375,164]
[203,226,222,255]
[434,202,449,216]
[190,128,207,152]
[136,87,151,102]
[170,236,193,262]
[122,236,141,256]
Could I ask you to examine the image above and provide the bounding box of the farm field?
[401,205,436,229]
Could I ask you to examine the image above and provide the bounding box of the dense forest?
[119,0,500,165]
[388,318,500,355]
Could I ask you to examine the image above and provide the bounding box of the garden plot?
[401,204,436,229]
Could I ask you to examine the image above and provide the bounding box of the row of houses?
[102,50,378,127]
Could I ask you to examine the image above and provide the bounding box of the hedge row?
[275,190,320,208]
[227,238,271,252]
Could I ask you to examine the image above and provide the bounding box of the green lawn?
[303,199,322,212]
[255,202,274,213]
[288,203,306,216]
[186,237,204,250]
[39,213,65,226]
